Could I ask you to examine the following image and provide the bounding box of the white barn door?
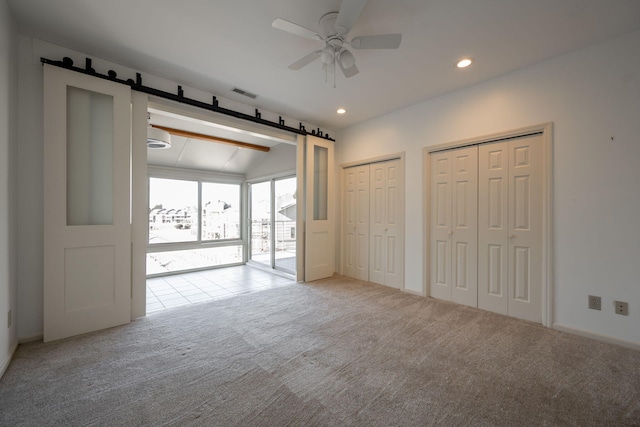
[305,136,335,281]
[43,65,132,342]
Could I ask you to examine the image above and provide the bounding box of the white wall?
[336,30,640,345]
[0,0,19,374]
[246,143,297,181]
[16,37,326,340]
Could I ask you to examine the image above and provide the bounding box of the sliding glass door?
[249,181,272,267]
[274,177,296,272]
[249,176,296,274]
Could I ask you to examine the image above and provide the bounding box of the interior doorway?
[145,104,299,314]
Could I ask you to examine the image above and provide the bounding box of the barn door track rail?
[41,56,334,141]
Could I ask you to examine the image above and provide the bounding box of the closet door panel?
[369,164,386,285]
[451,147,478,307]
[343,168,358,278]
[478,142,509,314]
[343,165,369,281]
[430,151,452,300]
[508,136,543,322]
[384,160,403,288]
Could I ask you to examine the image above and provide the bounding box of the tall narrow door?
[450,148,478,306]
[369,160,403,288]
[477,135,542,322]
[43,65,132,342]
[429,147,477,305]
[343,165,369,280]
[430,151,453,300]
[305,136,335,281]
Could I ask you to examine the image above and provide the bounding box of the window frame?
[147,166,245,276]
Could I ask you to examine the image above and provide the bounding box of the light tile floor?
[146,265,295,314]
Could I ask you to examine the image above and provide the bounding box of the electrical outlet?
[614,301,628,316]
[7,309,11,328]
[588,295,601,310]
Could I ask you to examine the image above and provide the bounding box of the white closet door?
[450,147,478,307]
[370,163,387,285]
[478,136,543,322]
[478,142,509,314]
[343,165,369,280]
[383,160,403,288]
[430,147,477,303]
[369,160,403,288]
[430,151,453,300]
[508,135,543,322]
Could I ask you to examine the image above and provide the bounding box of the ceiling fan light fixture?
[321,46,335,64]
[147,126,172,149]
[339,49,356,69]
[337,108,347,114]
[456,57,474,68]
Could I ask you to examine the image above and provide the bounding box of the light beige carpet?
[1,276,639,426]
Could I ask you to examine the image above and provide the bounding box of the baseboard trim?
[1,340,19,379]
[553,323,640,351]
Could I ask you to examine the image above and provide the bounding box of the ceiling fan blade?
[338,57,359,78]
[272,18,324,41]
[335,0,368,35]
[337,50,358,77]
[289,50,322,70]
[351,34,402,49]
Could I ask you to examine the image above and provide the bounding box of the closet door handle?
[448,230,453,235]
[510,234,516,239]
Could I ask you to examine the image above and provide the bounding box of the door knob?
[510,234,516,239]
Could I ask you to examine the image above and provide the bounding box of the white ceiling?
[8,0,640,131]
[147,108,279,174]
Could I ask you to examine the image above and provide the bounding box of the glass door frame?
[248,174,297,275]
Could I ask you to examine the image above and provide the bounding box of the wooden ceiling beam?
[151,125,271,152]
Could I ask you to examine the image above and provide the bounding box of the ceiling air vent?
[231,87,258,99]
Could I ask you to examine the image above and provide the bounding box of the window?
[147,174,243,276]
[202,182,240,241]
[149,178,198,244]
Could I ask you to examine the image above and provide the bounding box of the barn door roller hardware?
[41,57,335,141]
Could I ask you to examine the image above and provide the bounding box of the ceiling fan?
[272,0,401,80]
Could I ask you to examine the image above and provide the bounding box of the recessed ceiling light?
[337,108,347,114]
[456,57,474,68]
